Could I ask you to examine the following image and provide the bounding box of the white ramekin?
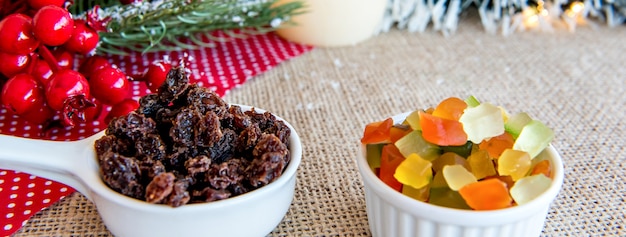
[356,112,564,237]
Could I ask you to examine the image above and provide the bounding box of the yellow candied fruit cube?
[394,153,433,189]
[497,149,532,181]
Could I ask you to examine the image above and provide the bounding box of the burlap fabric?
[14,12,625,237]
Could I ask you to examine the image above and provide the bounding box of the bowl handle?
[0,134,96,200]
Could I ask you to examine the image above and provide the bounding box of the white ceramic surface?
[356,112,565,237]
[0,105,302,237]
[275,0,388,47]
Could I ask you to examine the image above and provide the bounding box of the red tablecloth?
[0,32,312,236]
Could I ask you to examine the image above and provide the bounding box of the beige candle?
[275,0,388,47]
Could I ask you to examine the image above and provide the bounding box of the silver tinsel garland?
[379,0,626,35]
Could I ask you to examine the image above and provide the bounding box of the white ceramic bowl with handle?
[356,112,564,237]
[0,105,302,237]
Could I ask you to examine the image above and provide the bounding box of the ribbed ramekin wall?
[364,187,549,237]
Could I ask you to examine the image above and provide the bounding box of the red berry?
[64,20,99,54]
[45,69,95,126]
[19,100,55,125]
[1,74,45,115]
[144,61,172,92]
[30,57,54,86]
[0,14,40,54]
[0,52,31,78]
[52,48,74,70]
[105,98,139,124]
[27,0,66,9]
[45,69,90,111]
[89,67,130,105]
[83,98,103,122]
[33,5,74,46]
[80,55,111,78]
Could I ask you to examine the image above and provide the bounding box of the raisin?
[145,172,175,204]
[208,129,237,163]
[169,108,201,146]
[135,134,167,161]
[95,135,138,158]
[195,111,222,147]
[229,105,251,131]
[165,147,195,171]
[245,110,291,146]
[206,158,248,190]
[139,159,166,185]
[99,152,144,199]
[185,155,211,177]
[272,120,291,148]
[158,67,189,103]
[194,187,231,202]
[185,85,227,116]
[253,134,289,159]
[106,112,158,141]
[94,135,114,156]
[236,123,261,156]
[166,179,191,207]
[229,183,250,196]
[137,94,164,119]
[245,109,273,131]
[248,152,288,188]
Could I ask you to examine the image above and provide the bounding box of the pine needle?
[75,0,305,55]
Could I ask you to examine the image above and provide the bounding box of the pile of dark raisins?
[94,66,291,207]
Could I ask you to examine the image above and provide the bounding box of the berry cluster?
[0,0,163,130]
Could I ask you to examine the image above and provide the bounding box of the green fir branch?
[85,0,304,55]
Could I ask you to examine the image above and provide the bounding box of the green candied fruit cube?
[465,95,481,107]
[429,187,471,209]
[509,174,552,205]
[505,112,533,139]
[431,152,470,172]
[402,184,430,202]
[441,141,473,158]
[513,120,554,159]
[366,143,385,173]
[394,130,442,161]
[404,110,422,131]
[430,171,448,189]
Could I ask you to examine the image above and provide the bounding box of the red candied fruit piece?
[379,144,405,192]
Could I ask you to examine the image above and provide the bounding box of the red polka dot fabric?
[0,32,313,236]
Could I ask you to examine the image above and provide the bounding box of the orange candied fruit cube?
[458,178,513,210]
[361,117,394,144]
[419,111,468,146]
[432,97,468,121]
[479,132,515,159]
[530,160,552,178]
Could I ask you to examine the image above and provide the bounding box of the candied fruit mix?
[95,66,291,207]
[361,96,555,210]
